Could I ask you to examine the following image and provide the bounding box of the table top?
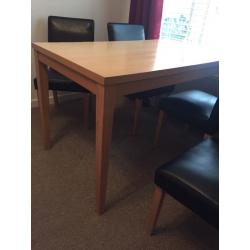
[33,40,219,85]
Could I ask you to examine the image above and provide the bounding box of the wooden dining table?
[32,39,218,215]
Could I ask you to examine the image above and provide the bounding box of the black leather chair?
[34,16,94,128]
[154,78,219,146]
[107,23,175,134]
[147,138,219,235]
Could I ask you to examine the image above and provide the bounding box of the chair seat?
[159,90,218,133]
[155,138,219,228]
[34,68,89,92]
[127,85,175,100]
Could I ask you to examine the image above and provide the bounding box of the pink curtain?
[129,0,164,39]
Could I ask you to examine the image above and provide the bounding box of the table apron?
[114,66,218,96]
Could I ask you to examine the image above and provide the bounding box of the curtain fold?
[129,0,164,39]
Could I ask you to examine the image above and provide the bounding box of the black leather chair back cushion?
[155,138,219,228]
[48,16,94,42]
[107,23,145,41]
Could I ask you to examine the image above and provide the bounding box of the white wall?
[120,0,130,21]
[31,0,130,103]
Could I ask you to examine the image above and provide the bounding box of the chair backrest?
[107,23,145,41]
[48,16,94,42]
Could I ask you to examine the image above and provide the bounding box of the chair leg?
[154,110,165,147]
[147,186,165,235]
[52,90,59,106]
[132,98,143,135]
[83,93,91,129]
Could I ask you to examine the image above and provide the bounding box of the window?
[160,0,219,45]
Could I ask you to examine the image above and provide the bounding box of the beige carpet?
[32,98,218,250]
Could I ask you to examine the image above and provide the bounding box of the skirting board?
[31,92,82,108]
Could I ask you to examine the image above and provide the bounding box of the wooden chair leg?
[83,93,91,129]
[132,98,142,135]
[154,110,165,147]
[52,90,59,106]
[147,186,165,235]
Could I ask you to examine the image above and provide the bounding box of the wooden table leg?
[95,85,116,215]
[34,51,50,149]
